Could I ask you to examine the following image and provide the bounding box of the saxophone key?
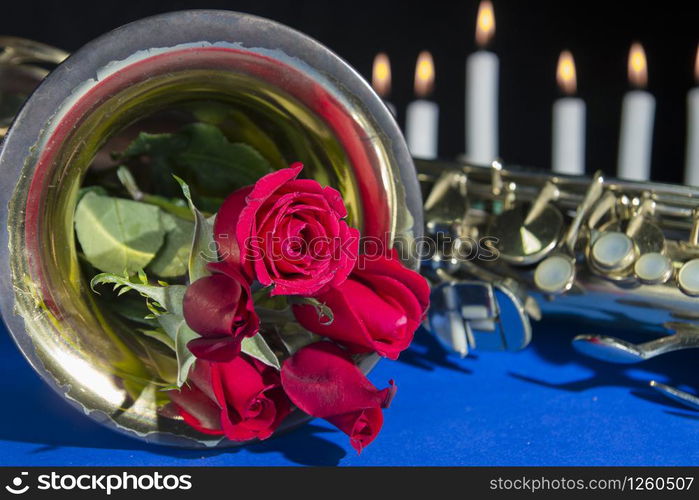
[533,254,576,294]
[533,172,605,294]
[676,208,699,296]
[489,181,564,265]
[427,280,531,353]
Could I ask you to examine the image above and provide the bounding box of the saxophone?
[418,159,699,410]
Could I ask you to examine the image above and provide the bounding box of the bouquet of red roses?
[81,124,428,452]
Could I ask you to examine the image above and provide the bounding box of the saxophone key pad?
[634,252,673,285]
[678,258,699,296]
[533,254,576,294]
[590,231,637,273]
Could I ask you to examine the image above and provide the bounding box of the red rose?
[293,252,430,360]
[168,356,291,442]
[281,342,396,453]
[183,261,259,362]
[214,163,359,296]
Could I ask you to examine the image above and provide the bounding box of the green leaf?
[241,334,280,370]
[156,313,199,386]
[278,323,322,357]
[148,213,195,278]
[257,306,295,324]
[139,328,176,351]
[156,312,182,339]
[77,185,108,203]
[90,269,200,387]
[91,273,197,386]
[117,130,189,198]
[216,110,288,171]
[105,294,160,327]
[174,176,217,282]
[132,335,178,387]
[175,322,200,386]
[116,165,194,221]
[75,192,166,274]
[253,288,287,310]
[117,123,272,200]
[176,123,273,195]
[187,104,288,171]
[91,272,186,317]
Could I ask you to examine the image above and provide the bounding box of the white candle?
[406,51,439,159]
[686,88,699,185]
[371,52,397,118]
[684,45,699,186]
[552,51,586,175]
[406,100,439,158]
[465,0,499,165]
[618,42,655,181]
[553,100,585,175]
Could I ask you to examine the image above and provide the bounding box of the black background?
[1,0,697,183]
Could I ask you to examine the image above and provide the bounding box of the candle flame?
[628,42,648,88]
[694,43,699,83]
[556,50,577,95]
[414,50,435,98]
[372,52,392,97]
[475,0,496,48]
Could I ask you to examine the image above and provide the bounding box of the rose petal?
[216,163,357,296]
[212,355,291,442]
[326,408,383,454]
[293,252,424,359]
[358,253,430,312]
[281,342,394,419]
[293,282,374,354]
[183,274,243,337]
[171,357,291,443]
[281,342,396,453]
[187,336,242,362]
[183,261,259,362]
[214,185,253,275]
[168,379,223,435]
[236,166,303,262]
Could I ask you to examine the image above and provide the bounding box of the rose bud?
[183,261,259,362]
[214,163,359,296]
[293,252,430,360]
[168,356,291,442]
[281,342,396,454]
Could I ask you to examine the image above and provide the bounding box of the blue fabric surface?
[1,318,698,466]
